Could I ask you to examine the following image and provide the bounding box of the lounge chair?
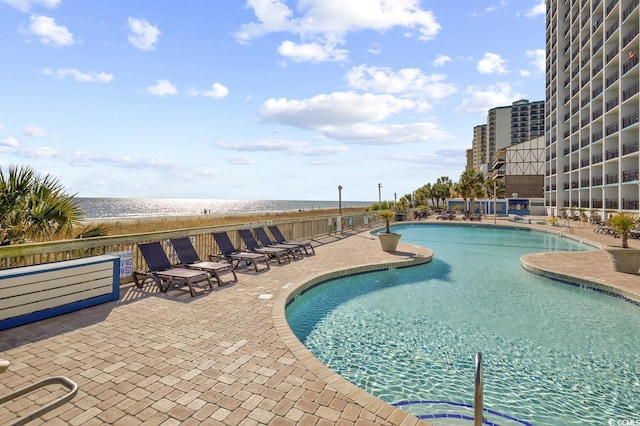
[463,213,482,221]
[252,227,304,259]
[211,232,270,272]
[436,212,456,220]
[169,237,237,286]
[268,225,315,255]
[237,229,291,264]
[134,241,214,297]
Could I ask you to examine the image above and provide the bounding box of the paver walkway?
[0,219,638,425]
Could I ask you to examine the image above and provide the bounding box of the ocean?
[76,198,374,219]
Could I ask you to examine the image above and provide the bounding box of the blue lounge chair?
[252,227,304,259]
[237,229,291,264]
[211,232,270,272]
[170,237,237,286]
[268,225,315,255]
[134,241,213,297]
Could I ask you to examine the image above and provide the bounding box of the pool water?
[286,224,640,425]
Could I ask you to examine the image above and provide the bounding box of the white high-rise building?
[545,0,639,215]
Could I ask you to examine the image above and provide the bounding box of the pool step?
[391,400,532,426]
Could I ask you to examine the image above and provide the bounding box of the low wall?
[0,255,120,331]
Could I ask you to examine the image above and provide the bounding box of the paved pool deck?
[0,218,638,425]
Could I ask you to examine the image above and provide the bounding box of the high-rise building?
[487,105,512,166]
[487,99,544,167]
[472,124,488,171]
[545,0,639,215]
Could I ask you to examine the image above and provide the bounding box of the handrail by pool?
[474,352,483,426]
[0,361,78,426]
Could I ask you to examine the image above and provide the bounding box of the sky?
[0,0,546,202]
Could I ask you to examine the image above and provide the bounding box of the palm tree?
[0,164,84,245]
[432,176,452,208]
[457,170,484,213]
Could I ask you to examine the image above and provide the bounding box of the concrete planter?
[604,246,640,274]
[378,233,401,252]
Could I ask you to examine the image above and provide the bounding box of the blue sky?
[0,0,546,202]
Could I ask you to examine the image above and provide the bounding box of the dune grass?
[74,207,368,237]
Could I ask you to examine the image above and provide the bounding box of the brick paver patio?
[0,219,638,425]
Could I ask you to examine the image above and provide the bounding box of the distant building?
[466,148,474,171]
[545,0,639,215]
[487,99,544,166]
[492,136,545,198]
[472,124,487,171]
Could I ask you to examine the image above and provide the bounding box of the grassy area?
[74,207,369,237]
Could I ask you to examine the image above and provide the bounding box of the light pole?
[493,180,497,224]
[338,185,342,215]
[378,183,382,205]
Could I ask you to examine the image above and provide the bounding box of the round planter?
[604,246,640,274]
[378,233,401,252]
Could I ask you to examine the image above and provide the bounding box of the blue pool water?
[286,224,640,425]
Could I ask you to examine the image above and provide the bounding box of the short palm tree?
[0,164,84,245]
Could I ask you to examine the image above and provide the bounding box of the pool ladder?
[474,352,484,426]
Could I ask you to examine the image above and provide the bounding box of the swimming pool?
[286,224,640,425]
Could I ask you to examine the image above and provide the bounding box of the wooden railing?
[0,212,379,283]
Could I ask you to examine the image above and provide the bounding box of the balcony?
[623,81,640,101]
[605,173,619,184]
[593,176,604,185]
[605,199,619,209]
[593,153,604,164]
[622,111,639,128]
[605,147,619,160]
[622,140,639,155]
[622,198,639,210]
[623,53,639,74]
[605,122,619,136]
[622,169,639,182]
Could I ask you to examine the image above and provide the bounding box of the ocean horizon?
[76,197,375,219]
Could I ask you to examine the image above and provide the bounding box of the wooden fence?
[0,212,379,284]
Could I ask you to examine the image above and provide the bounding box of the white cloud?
[477,52,509,74]
[23,125,49,137]
[146,80,177,96]
[42,68,114,83]
[235,0,441,62]
[346,65,456,99]
[524,48,545,73]
[367,43,381,55]
[0,123,5,131]
[0,0,59,12]
[259,91,450,145]
[524,1,545,18]
[0,136,19,147]
[189,83,229,99]
[216,139,348,156]
[278,40,348,63]
[433,54,451,67]
[224,155,257,165]
[261,91,417,129]
[322,122,450,145]
[127,17,160,51]
[456,82,522,114]
[27,15,74,47]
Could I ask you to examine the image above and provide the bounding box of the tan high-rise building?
[545,0,639,214]
[472,124,488,171]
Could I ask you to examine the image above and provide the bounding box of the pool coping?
[272,243,434,426]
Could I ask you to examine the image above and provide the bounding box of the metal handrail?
[0,371,78,426]
[474,352,483,426]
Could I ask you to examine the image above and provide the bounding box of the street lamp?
[493,180,497,224]
[378,183,382,205]
[338,185,342,215]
